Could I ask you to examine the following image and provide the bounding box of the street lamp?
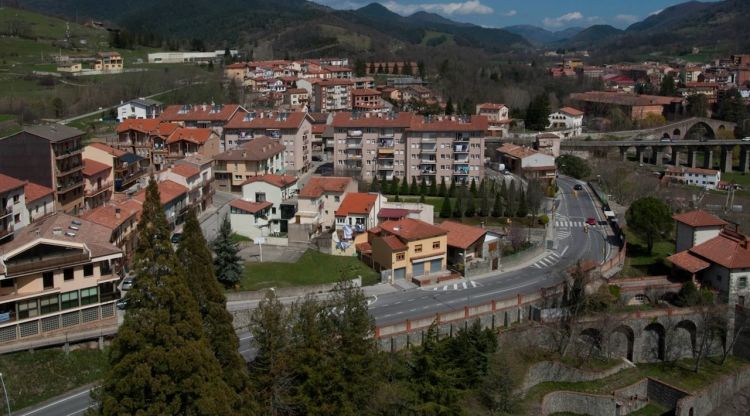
[0,372,10,416]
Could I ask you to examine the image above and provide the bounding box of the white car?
[741,137,750,142]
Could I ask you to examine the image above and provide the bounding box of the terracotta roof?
[312,124,326,134]
[160,104,243,122]
[437,220,487,250]
[497,143,540,159]
[666,251,710,273]
[24,182,53,202]
[87,142,126,157]
[570,91,681,106]
[242,174,297,188]
[225,111,308,130]
[477,103,506,110]
[379,218,447,242]
[82,159,111,177]
[0,213,120,274]
[133,180,188,206]
[351,88,380,96]
[214,136,285,162]
[307,112,330,123]
[558,107,584,117]
[151,123,180,138]
[316,78,353,87]
[298,176,353,199]
[0,174,25,194]
[229,199,272,214]
[672,210,727,228]
[116,118,161,134]
[166,127,213,145]
[688,230,750,269]
[335,193,378,216]
[381,234,407,251]
[81,201,141,230]
[286,88,308,94]
[180,154,213,167]
[409,115,488,132]
[170,164,200,178]
[331,112,414,128]
[537,133,561,139]
[378,208,411,219]
[356,242,372,253]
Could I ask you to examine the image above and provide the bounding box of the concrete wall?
[675,365,750,416]
[519,359,632,394]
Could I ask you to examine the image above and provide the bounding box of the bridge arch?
[673,128,681,139]
[684,121,716,140]
[671,320,698,360]
[642,322,666,362]
[608,325,635,361]
[580,327,604,357]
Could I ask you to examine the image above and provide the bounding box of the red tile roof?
[242,174,298,188]
[688,230,750,269]
[673,210,727,228]
[116,118,161,134]
[214,136,285,162]
[88,142,126,157]
[316,78,353,87]
[558,106,584,117]
[0,173,25,194]
[331,112,414,128]
[81,202,141,230]
[497,143,541,159]
[166,127,213,145]
[477,103,506,110]
[82,159,111,177]
[298,176,353,199]
[170,164,200,178]
[160,104,244,122]
[378,208,410,219]
[409,115,488,132]
[381,234,407,251]
[351,88,380,96]
[224,111,308,130]
[437,220,487,250]
[133,180,188,206]
[24,182,53,202]
[229,199,272,214]
[379,218,447,242]
[335,193,378,216]
[666,251,710,273]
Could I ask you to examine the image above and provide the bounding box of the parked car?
[121,277,134,291]
[586,217,597,225]
[573,184,583,191]
[742,137,750,142]
[171,233,182,244]
[116,298,128,310]
[659,137,672,143]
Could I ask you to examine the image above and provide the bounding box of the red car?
[586,217,597,225]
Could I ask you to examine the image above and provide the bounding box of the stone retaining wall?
[519,359,632,393]
[675,365,750,416]
[225,277,361,302]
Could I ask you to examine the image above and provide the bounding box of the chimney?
[115,207,121,219]
[242,151,247,158]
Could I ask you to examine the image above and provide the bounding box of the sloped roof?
[133,180,188,206]
[242,174,297,188]
[22,124,84,142]
[0,174,25,194]
[225,111,308,130]
[331,112,414,128]
[160,104,243,122]
[229,199,272,214]
[166,127,213,145]
[116,118,161,134]
[82,159,111,177]
[672,210,727,228]
[688,230,750,269]
[558,107,584,117]
[666,251,710,273]
[24,182,54,202]
[214,136,285,162]
[379,218,446,242]
[335,193,378,216]
[437,220,487,250]
[409,115,488,132]
[81,201,142,230]
[378,208,410,219]
[381,234,407,251]
[170,164,200,178]
[298,176,353,199]
[87,142,126,157]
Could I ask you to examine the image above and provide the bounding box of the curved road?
[18,176,613,416]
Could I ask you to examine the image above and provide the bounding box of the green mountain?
[503,25,584,45]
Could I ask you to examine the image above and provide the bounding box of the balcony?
[57,180,83,194]
[379,132,395,139]
[56,163,83,176]
[85,181,113,198]
[420,137,437,143]
[0,206,11,220]
[55,147,82,159]
[420,169,436,175]
[453,145,469,153]
[420,158,437,164]
[453,156,469,163]
[347,130,363,137]
[420,147,436,154]
[453,168,470,175]
[378,140,394,148]
[0,225,13,240]
[5,252,89,276]
[454,133,470,143]
[377,163,394,170]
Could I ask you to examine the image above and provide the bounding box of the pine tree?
[517,189,528,218]
[453,193,464,218]
[419,193,426,203]
[492,193,502,218]
[399,176,410,195]
[419,177,428,195]
[439,196,452,218]
[395,193,400,202]
[392,62,399,74]
[479,194,489,217]
[469,178,477,196]
[438,177,447,197]
[446,97,454,115]
[403,61,413,75]
[505,181,516,217]
[369,62,376,74]
[409,177,419,195]
[429,179,437,196]
[212,215,244,288]
[448,180,456,198]
[370,177,381,192]
[177,209,249,396]
[99,179,235,415]
[377,63,384,73]
[390,177,400,195]
[465,194,476,217]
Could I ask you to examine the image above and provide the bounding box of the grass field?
[620,230,674,277]
[0,347,109,411]
[239,249,379,291]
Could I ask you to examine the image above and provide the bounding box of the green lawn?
[230,233,253,244]
[239,249,379,291]
[0,348,109,411]
[620,230,673,277]
[721,172,750,187]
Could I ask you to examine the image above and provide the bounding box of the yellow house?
[359,218,447,282]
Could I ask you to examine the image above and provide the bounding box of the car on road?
[659,137,672,142]
[742,137,750,142]
[170,233,182,244]
[121,277,134,291]
[586,217,597,225]
[116,298,128,310]
[573,184,583,191]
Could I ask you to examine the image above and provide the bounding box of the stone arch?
[641,322,666,362]
[662,132,671,139]
[608,325,635,361]
[673,128,681,139]
[719,125,726,131]
[685,121,716,140]
[579,327,604,356]
[671,320,698,360]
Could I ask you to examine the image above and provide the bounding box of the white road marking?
[19,389,92,416]
[560,246,569,256]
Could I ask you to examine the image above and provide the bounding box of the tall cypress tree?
[410,177,419,195]
[399,176,410,195]
[479,194,489,218]
[465,194,476,217]
[440,195,452,218]
[428,179,437,196]
[517,189,528,218]
[438,177,447,197]
[212,215,243,288]
[453,194,464,218]
[492,193,502,218]
[99,179,235,415]
[419,177,428,195]
[178,209,249,396]
[505,181,516,217]
[469,178,477,197]
[390,177,400,195]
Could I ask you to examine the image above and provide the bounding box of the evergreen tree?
[524,93,550,131]
[419,177,428,195]
[212,215,243,288]
[659,75,676,97]
[395,193,400,202]
[98,179,235,415]
[419,193,426,203]
[409,177,419,195]
[403,61,413,75]
[505,181,516,217]
[517,189,528,218]
[428,179,437,196]
[491,193,502,218]
[399,176,410,195]
[445,97,454,115]
[377,63,384,73]
[370,177,381,193]
[464,194,476,217]
[223,47,232,65]
[439,196,452,218]
[207,60,214,72]
[177,210,249,396]
[438,177,447,197]
[448,180,456,197]
[392,62,399,74]
[417,61,425,79]
[453,192,464,218]
[390,177,400,195]
[354,59,367,77]
[369,62,376,74]
[479,194,489,218]
[469,178,477,196]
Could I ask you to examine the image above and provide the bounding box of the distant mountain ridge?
[503,25,584,45]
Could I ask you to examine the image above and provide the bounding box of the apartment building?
[116,98,162,122]
[352,88,384,112]
[164,127,221,163]
[331,113,487,186]
[547,107,584,137]
[82,159,114,210]
[476,103,510,138]
[0,174,29,243]
[312,79,353,112]
[223,111,313,174]
[213,136,286,193]
[84,143,149,193]
[133,180,189,229]
[159,103,245,140]
[0,213,122,345]
[175,154,215,211]
[0,125,85,214]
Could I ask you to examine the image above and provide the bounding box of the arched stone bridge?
[646,117,736,140]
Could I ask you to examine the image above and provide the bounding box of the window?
[396,252,405,261]
[83,264,94,277]
[100,261,112,275]
[255,192,266,203]
[43,272,54,289]
[740,277,748,289]
[63,268,74,281]
[0,279,13,288]
[80,287,98,306]
[14,214,20,224]
[17,299,38,319]
[415,244,423,253]
[61,291,79,310]
[433,241,440,249]
[40,294,59,314]
[334,196,340,202]
[12,195,19,204]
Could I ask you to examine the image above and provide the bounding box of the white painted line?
[549,252,560,258]
[453,283,458,290]
[64,405,94,416]
[471,281,477,288]
[442,285,448,291]
[19,389,92,415]
[433,287,438,291]
[462,281,467,289]
[560,246,569,256]
[540,259,551,266]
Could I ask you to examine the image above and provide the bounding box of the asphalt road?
[18,176,611,416]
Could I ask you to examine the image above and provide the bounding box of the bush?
[538,214,549,225]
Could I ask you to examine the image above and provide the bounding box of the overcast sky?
[312,0,721,30]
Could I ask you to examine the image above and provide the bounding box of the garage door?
[394,268,406,280]
[429,259,442,273]
[412,262,425,277]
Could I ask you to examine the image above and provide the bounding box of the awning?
[411,254,444,264]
